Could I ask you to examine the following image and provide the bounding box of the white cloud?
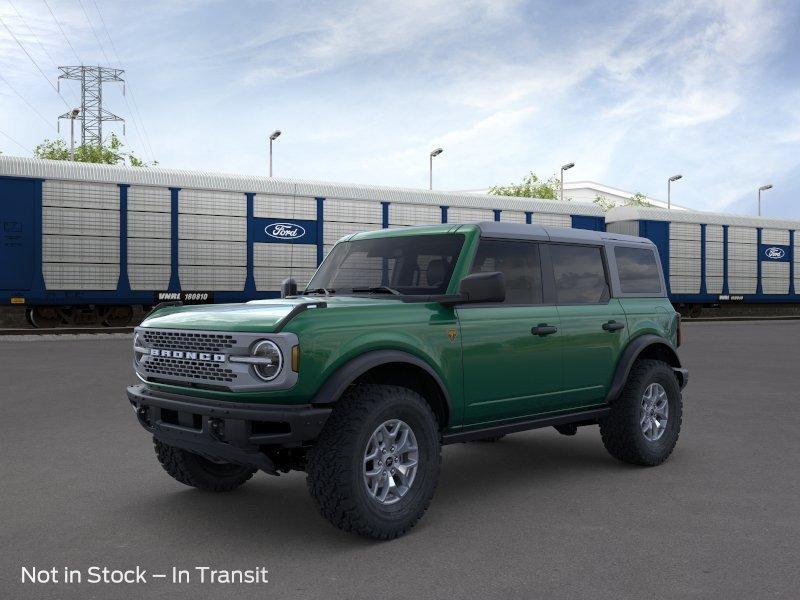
[1,0,798,217]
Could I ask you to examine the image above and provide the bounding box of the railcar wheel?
[28,307,61,328]
[103,305,134,327]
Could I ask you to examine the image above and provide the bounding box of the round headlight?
[251,340,283,381]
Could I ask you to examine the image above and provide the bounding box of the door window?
[470,240,542,304]
[550,244,609,304]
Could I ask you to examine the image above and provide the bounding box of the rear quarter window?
[614,246,662,294]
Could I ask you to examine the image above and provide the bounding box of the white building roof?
[455,181,689,210]
[606,205,800,230]
[562,181,688,210]
[0,156,604,216]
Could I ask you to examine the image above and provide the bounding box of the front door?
[547,243,628,408]
[0,177,36,290]
[458,239,563,426]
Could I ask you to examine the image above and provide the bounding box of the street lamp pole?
[560,162,575,201]
[69,108,80,161]
[667,174,682,209]
[269,130,281,177]
[758,184,773,216]
[429,148,443,190]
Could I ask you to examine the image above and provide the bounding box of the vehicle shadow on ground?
[122,429,627,548]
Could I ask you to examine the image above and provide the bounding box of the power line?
[0,72,58,131]
[76,0,111,65]
[88,0,144,156]
[89,0,155,162]
[43,0,83,65]
[6,0,81,106]
[0,127,33,153]
[0,14,70,108]
[123,87,155,162]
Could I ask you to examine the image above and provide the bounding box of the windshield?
[306,234,465,296]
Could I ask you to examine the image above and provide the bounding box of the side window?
[470,240,542,304]
[614,246,662,294]
[550,244,609,304]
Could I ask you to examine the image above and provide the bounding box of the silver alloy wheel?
[640,382,669,442]
[363,419,419,505]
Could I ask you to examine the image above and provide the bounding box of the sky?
[1,0,799,217]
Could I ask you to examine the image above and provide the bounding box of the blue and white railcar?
[606,206,799,314]
[0,156,605,326]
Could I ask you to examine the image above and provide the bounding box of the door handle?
[602,320,625,332]
[531,324,558,336]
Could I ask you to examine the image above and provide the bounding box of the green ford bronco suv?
[128,222,688,539]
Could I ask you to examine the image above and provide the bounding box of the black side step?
[441,406,610,445]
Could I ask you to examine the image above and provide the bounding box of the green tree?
[592,191,653,212]
[33,133,156,167]
[593,194,617,211]
[628,191,652,206]
[489,172,562,199]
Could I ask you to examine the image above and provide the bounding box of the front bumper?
[127,384,331,474]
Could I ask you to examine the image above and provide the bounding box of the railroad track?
[0,327,134,336]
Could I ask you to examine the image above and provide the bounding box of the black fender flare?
[605,334,684,403]
[311,349,453,418]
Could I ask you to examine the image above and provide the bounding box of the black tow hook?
[208,418,226,441]
[136,405,151,427]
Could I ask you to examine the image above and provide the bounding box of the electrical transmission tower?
[57,66,125,146]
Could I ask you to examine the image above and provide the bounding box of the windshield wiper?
[351,285,402,295]
[303,287,335,295]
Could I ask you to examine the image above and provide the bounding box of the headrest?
[426,259,447,287]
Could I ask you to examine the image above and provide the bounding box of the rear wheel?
[599,359,682,466]
[306,384,441,539]
[153,439,255,492]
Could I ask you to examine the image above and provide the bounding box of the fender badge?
[448,329,457,341]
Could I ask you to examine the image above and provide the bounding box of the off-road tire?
[306,384,441,540]
[153,438,256,492]
[599,359,682,466]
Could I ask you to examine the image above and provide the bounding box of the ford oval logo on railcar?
[265,222,306,240]
[765,247,786,260]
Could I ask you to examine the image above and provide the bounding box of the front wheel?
[599,359,683,466]
[306,384,441,539]
[153,439,256,492]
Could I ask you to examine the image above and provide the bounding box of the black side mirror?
[453,271,505,304]
[281,277,298,298]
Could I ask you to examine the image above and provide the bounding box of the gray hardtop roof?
[472,221,653,246]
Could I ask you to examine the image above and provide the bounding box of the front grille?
[141,330,237,353]
[134,327,298,391]
[144,355,237,383]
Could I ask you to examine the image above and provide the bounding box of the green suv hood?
[141,296,401,333]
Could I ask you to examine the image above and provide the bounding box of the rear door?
[458,239,563,426]
[546,243,628,408]
[0,178,36,290]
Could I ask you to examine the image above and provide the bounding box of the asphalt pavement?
[1,321,798,599]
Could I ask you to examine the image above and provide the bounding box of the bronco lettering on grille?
[149,349,226,362]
